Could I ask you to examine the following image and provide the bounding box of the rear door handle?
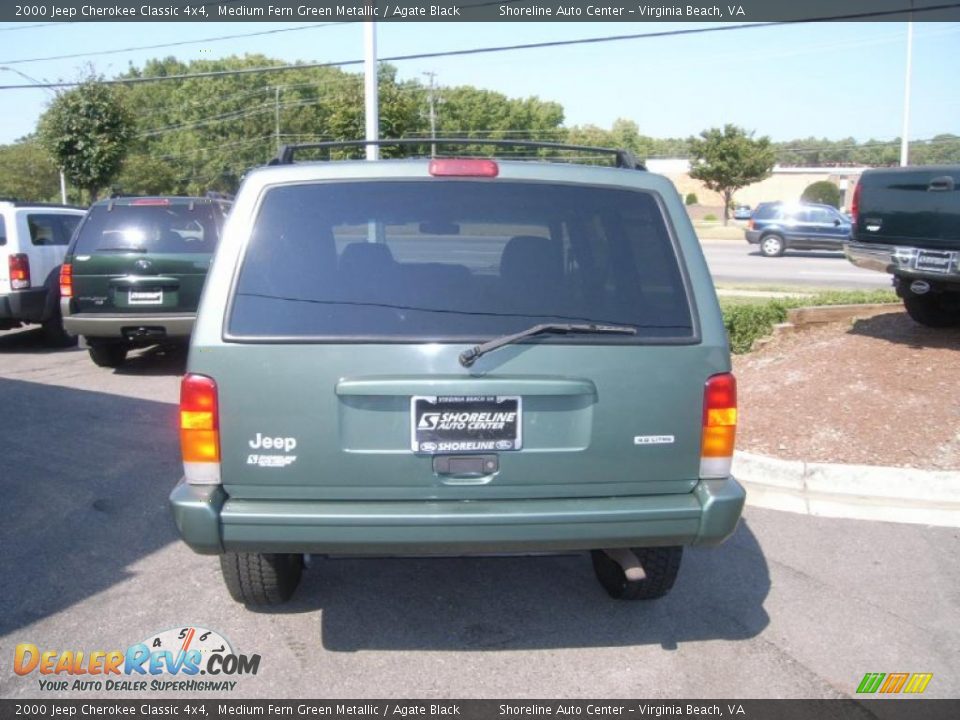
[928,176,955,192]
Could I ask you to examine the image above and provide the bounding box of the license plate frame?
[128,289,164,305]
[410,395,522,454]
[914,249,955,274]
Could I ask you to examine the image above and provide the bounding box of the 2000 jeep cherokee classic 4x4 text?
[169,140,746,606]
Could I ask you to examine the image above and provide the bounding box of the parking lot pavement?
[1,326,958,699]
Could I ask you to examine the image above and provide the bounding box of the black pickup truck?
[846,166,960,327]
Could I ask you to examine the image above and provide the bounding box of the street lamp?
[0,66,69,204]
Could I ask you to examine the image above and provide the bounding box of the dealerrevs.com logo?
[13,626,260,693]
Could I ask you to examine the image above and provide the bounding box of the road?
[0,328,957,700]
[701,240,891,289]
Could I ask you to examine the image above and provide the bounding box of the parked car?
[745,201,851,257]
[846,166,959,327]
[168,139,745,606]
[732,204,752,220]
[0,200,86,345]
[60,195,231,367]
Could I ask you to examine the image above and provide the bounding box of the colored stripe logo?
[857,672,933,694]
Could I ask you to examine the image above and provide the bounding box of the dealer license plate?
[914,249,955,274]
[129,289,163,305]
[411,396,522,454]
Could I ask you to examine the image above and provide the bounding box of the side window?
[810,208,834,224]
[60,215,82,244]
[27,214,66,246]
[0,215,6,246]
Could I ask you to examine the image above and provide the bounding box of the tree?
[0,139,61,202]
[38,77,135,201]
[801,180,841,208]
[688,125,776,224]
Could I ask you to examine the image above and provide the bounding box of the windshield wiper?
[459,323,637,368]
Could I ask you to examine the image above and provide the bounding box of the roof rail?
[269,139,645,170]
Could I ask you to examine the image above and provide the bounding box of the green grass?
[720,289,899,354]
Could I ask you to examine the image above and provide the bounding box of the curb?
[733,451,960,527]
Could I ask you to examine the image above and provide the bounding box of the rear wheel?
[220,552,303,606]
[759,234,785,257]
[902,290,960,328]
[591,547,683,600]
[87,342,128,368]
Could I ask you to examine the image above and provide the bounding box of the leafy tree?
[0,139,61,202]
[801,180,841,208]
[688,124,776,225]
[685,192,698,205]
[37,77,135,202]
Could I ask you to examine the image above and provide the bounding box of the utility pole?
[274,86,281,156]
[423,71,438,157]
[364,22,379,161]
[900,15,913,167]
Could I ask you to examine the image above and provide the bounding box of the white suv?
[0,200,87,344]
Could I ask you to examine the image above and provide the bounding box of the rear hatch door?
[70,199,227,313]
[199,175,724,502]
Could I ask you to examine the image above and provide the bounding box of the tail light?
[850,181,861,226]
[9,254,30,290]
[429,158,499,177]
[59,262,73,298]
[700,373,737,479]
[180,374,220,484]
[747,219,755,230]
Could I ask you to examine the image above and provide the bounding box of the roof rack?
[269,139,645,170]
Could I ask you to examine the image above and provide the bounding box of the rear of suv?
[61,195,230,367]
[169,141,746,606]
[746,201,851,257]
[0,200,86,345]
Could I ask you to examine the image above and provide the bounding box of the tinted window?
[808,208,836,223]
[229,181,692,341]
[753,203,781,220]
[74,203,226,255]
[28,214,67,246]
[0,215,5,246]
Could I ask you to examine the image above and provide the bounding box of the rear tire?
[759,234,785,257]
[591,547,683,600]
[41,312,77,348]
[902,291,960,328]
[87,343,128,368]
[220,552,303,606]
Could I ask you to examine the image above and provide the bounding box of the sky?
[0,20,958,147]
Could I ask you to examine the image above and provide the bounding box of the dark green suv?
[61,196,230,367]
[169,141,745,606]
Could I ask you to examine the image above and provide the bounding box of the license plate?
[411,396,522,454]
[129,289,163,305]
[915,250,955,274]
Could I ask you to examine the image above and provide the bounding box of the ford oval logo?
[420,442,438,453]
[135,259,152,271]
[495,440,514,450]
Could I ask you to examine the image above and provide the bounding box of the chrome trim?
[845,242,960,280]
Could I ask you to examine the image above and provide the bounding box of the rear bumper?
[61,306,195,339]
[744,230,761,244]
[169,477,746,556]
[0,288,48,323]
[846,241,960,284]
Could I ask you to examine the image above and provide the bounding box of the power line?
[3,3,959,91]
[0,22,354,66]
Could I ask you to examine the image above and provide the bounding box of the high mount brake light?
[700,373,737,479]
[428,158,499,177]
[129,198,171,206]
[180,374,221,484]
[59,262,73,298]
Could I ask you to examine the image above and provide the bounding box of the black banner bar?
[2,700,960,720]
[1,0,959,23]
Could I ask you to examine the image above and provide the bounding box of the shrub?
[703,213,718,221]
[721,289,898,354]
[685,192,698,205]
[800,180,841,208]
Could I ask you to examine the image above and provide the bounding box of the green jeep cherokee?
[60,195,231,367]
[169,141,745,606]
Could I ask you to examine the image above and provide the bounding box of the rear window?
[228,181,693,342]
[753,204,782,220]
[74,202,227,255]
